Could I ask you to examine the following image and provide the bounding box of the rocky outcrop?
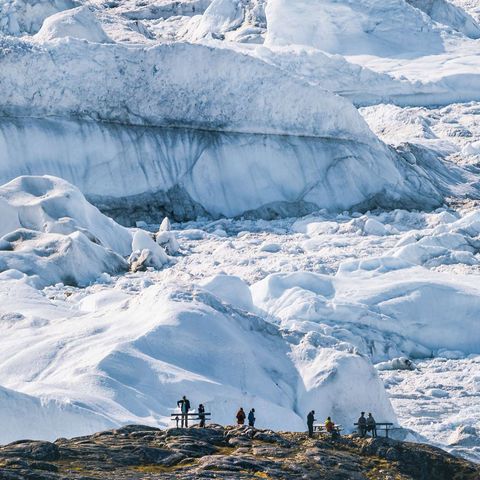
[0,425,478,479]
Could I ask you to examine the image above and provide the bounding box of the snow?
[0,0,78,36]
[252,265,480,355]
[0,181,480,461]
[199,274,254,311]
[0,175,131,254]
[34,6,112,43]
[363,218,388,236]
[1,0,480,222]
[0,176,131,287]
[0,39,372,140]
[4,0,479,220]
[379,355,480,462]
[376,357,417,371]
[265,0,480,106]
[131,230,169,267]
[189,0,244,40]
[0,384,114,444]
[0,273,395,436]
[259,242,281,253]
[156,222,180,255]
[407,0,480,38]
[265,0,445,57]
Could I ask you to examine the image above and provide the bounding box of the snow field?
[1,184,480,458]
[379,355,480,463]
[0,273,395,440]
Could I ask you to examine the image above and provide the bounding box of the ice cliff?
[0,1,459,223]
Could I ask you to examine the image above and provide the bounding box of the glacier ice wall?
[0,27,447,223]
[0,116,442,224]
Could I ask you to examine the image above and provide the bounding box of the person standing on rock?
[177,395,191,428]
[198,404,206,428]
[307,410,315,437]
[236,407,246,426]
[325,416,335,435]
[248,408,256,428]
[366,413,377,438]
[357,412,367,438]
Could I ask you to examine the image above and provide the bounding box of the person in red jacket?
[236,407,246,425]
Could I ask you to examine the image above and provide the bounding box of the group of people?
[177,396,376,438]
[236,407,256,428]
[177,396,256,429]
[307,410,338,437]
[307,410,377,438]
[357,411,377,437]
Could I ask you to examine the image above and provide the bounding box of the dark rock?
[0,426,478,480]
[0,442,59,462]
[29,462,58,472]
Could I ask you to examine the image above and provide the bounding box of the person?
[248,408,256,428]
[366,412,377,438]
[307,410,315,437]
[236,407,246,426]
[198,403,206,428]
[357,412,367,438]
[325,416,335,435]
[177,395,191,428]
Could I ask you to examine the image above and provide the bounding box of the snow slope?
[0,177,480,460]
[34,6,113,43]
[0,38,369,139]
[251,265,480,357]
[264,0,480,105]
[407,0,480,38]
[0,176,131,286]
[0,0,78,36]
[0,272,395,439]
[265,0,446,56]
[0,384,114,444]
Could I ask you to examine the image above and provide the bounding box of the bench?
[171,412,211,428]
[354,422,394,438]
[313,424,343,436]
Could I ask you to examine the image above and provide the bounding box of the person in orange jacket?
[236,407,246,425]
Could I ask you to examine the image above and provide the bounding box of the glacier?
[0,116,445,223]
[0,1,472,223]
[1,0,480,467]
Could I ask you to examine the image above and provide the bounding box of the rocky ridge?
[0,425,478,479]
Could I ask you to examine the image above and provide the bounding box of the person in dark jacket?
[366,413,377,437]
[236,407,246,425]
[357,412,367,438]
[198,404,206,428]
[248,408,256,428]
[307,410,315,437]
[177,395,191,428]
